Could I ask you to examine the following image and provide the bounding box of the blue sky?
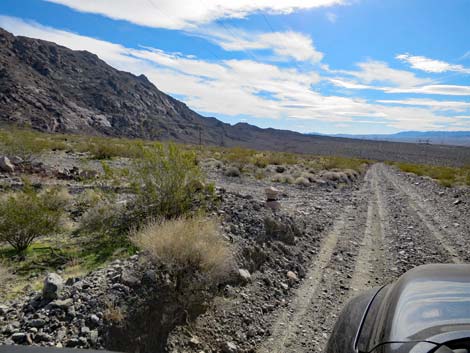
[1,0,470,134]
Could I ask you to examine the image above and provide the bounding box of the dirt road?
[258,163,465,353]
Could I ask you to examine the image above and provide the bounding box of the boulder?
[238,269,252,283]
[42,273,64,300]
[0,156,14,173]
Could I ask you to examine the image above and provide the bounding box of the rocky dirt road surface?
[1,162,469,353]
[256,163,467,353]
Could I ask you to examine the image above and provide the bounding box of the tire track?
[258,172,375,353]
[349,167,387,293]
[257,208,351,353]
[376,164,462,264]
[257,163,462,353]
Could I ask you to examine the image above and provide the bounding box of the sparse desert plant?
[79,196,127,237]
[225,166,241,177]
[271,173,294,184]
[0,187,65,252]
[393,162,470,187]
[300,172,316,182]
[76,189,103,211]
[0,127,68,158]
[320,156,370,173]
[104,301,125,323]
[130,143,205,221]
[131,216,232,282]
[294,176,310,186]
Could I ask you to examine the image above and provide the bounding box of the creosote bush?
[0,186,67,252]
[131,216,232,282]
[130,143,206,222]
[391,162,470,187]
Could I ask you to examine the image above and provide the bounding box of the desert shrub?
[322,171,341,181]
[225,166,241,177]
[0,187,66,252]
[344,169,359,181]
[300,172,316,182]
[0,127,68,158]
[254,169,266,180]
[271,173,294,184]
[79,197,127,237]
[320,156,370,173]
[131,216,232,281]
[271,174,285,183]
[294,176,310,186]
[76,189,103,211]
[393,162,470,187]
[130,143,205,222]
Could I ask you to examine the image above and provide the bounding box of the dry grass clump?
[344,169,359,181]
[104,302,125,323]
[271,173,294,184]
[294,176,310,186]
[131,216,232,280]
[225,166,241,177]
[322,171,349,183]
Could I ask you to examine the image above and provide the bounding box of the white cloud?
[326,12,337,23]
[199,28,323,62]
[396,53,470,74]
[348,60,432,87]
[327,61,470,97]
[377,99,470,112]
[387,85,470,96]
[1,15,469,132]
[45,0,345,30]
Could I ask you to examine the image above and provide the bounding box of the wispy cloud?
[396,53,470,74]
[326,12,337,23]
[45,0,345,30]
[197,28,324,63]
[1,15,469,132]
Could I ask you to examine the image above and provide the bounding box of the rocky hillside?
[0,27,229,145]
[2,27,470,167]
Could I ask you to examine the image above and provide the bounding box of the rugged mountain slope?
[0,27,229,144]
[2,27,470,167]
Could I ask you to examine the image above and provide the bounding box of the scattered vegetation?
[0,124,374,299]
[225,166,241,177]
[390,162,470,187]
[130,143,205,221]
[131,216,232,282]
[0,185,68,252]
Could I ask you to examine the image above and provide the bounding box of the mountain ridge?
[309,131,470,146]
[2,27,470,166]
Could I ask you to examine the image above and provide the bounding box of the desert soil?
[1,162,469,353]
[177,162,469,353]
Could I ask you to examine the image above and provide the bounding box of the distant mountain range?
[2,27,470,166]
[309,131,470,147]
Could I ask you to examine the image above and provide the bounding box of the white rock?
[265,186,280,201]
[0,156,14,173]
[42,273,64,300]
[238,269,251,283]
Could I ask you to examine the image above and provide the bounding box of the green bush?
[0,128,68,158]
[130,143,206,222]
[393,162,470,188]
[0,187,66,252]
